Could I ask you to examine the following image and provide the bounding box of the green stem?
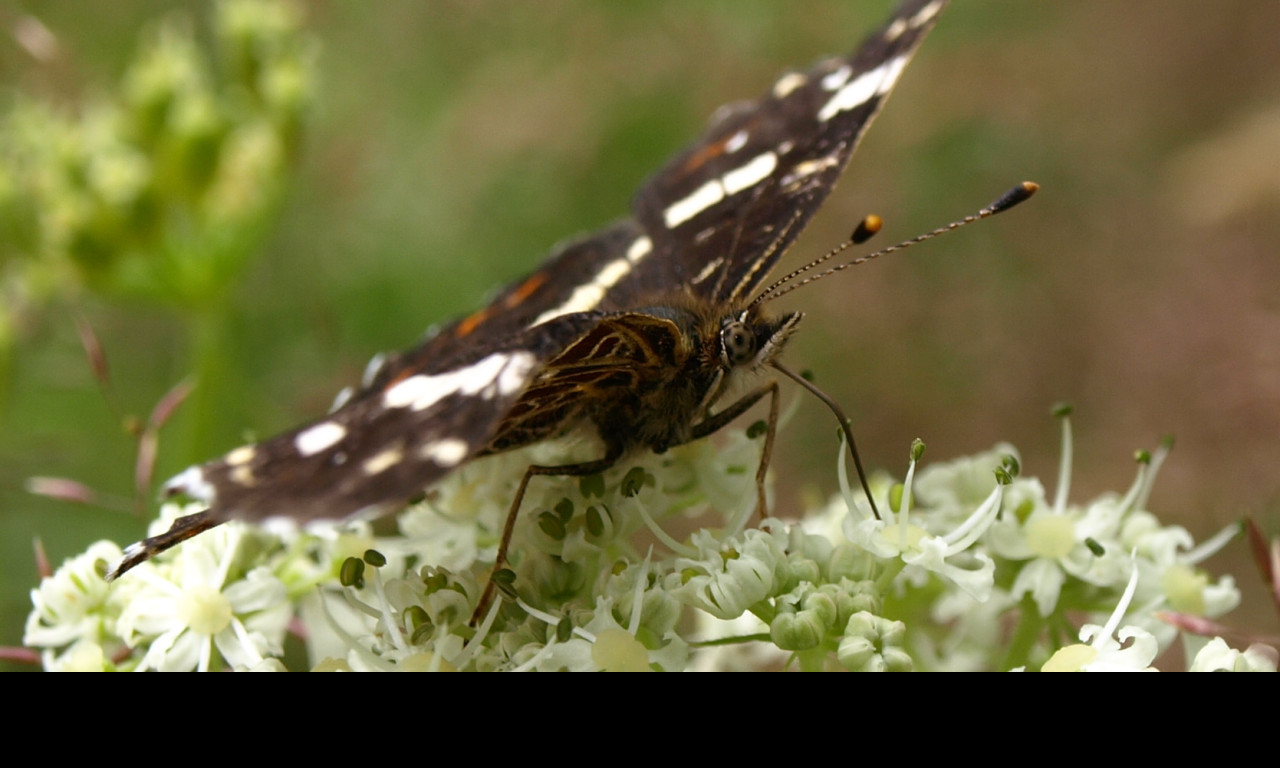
[180,303,236,466]
[1000,594,1046,671]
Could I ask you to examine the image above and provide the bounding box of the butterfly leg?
[686,380,781,522]
[470,448,624,625]
[105,510,221,581]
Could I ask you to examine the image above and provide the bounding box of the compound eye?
[720,321,755,366]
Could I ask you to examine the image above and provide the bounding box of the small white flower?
[841,444,1001,601]
[997,498,1130,617]
[666,526,786,620]
[514,556,688,672]
[986,416,1143,616]
[913,443,1021,517]
[837,611,911,672]
[25,540,125,652]
[116,508,290,672]
[1187,638,1277,672]
[1120,513,1241,648]
[40,638,110,672]
[1041,560,1157,672]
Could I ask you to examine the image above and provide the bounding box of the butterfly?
[110,0,967,615]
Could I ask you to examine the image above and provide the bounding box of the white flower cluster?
[24,416,1275,671]
[25,504,295,671]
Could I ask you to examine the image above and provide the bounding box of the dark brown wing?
[155,0,947,534]
[626,0,947,305]
[362,0,948,386]
[164,312,608,524]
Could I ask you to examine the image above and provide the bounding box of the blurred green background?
[3,1,1277,667]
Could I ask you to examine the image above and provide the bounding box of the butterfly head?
[718,307,802,373]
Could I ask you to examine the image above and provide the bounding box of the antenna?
[772,361,883,520]
[751,181,1038,306]
[759,181,1039,520]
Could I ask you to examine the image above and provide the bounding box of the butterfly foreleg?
[470,447,624,626]
[685,379,781,523]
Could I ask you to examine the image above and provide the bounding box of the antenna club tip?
[989,180,1040,214]
[851,214,882,244]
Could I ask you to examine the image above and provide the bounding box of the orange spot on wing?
[455,306,494,339]
[504,271,548,308]
[682,133,734,175]
[452,271,547,342]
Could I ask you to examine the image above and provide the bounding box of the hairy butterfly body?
[110,1,951,596]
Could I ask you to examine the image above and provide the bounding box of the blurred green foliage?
[0,0,311,325]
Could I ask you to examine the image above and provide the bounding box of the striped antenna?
[751,181,1038,306]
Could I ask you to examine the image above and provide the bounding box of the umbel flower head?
[24,411,1269,671]
[113,505,292,672]
[26,503,292,671]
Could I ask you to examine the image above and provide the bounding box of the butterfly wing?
[396,0,949,338]
[627,0,947,305]
[164,309,609,524]
[157,0,947,532]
